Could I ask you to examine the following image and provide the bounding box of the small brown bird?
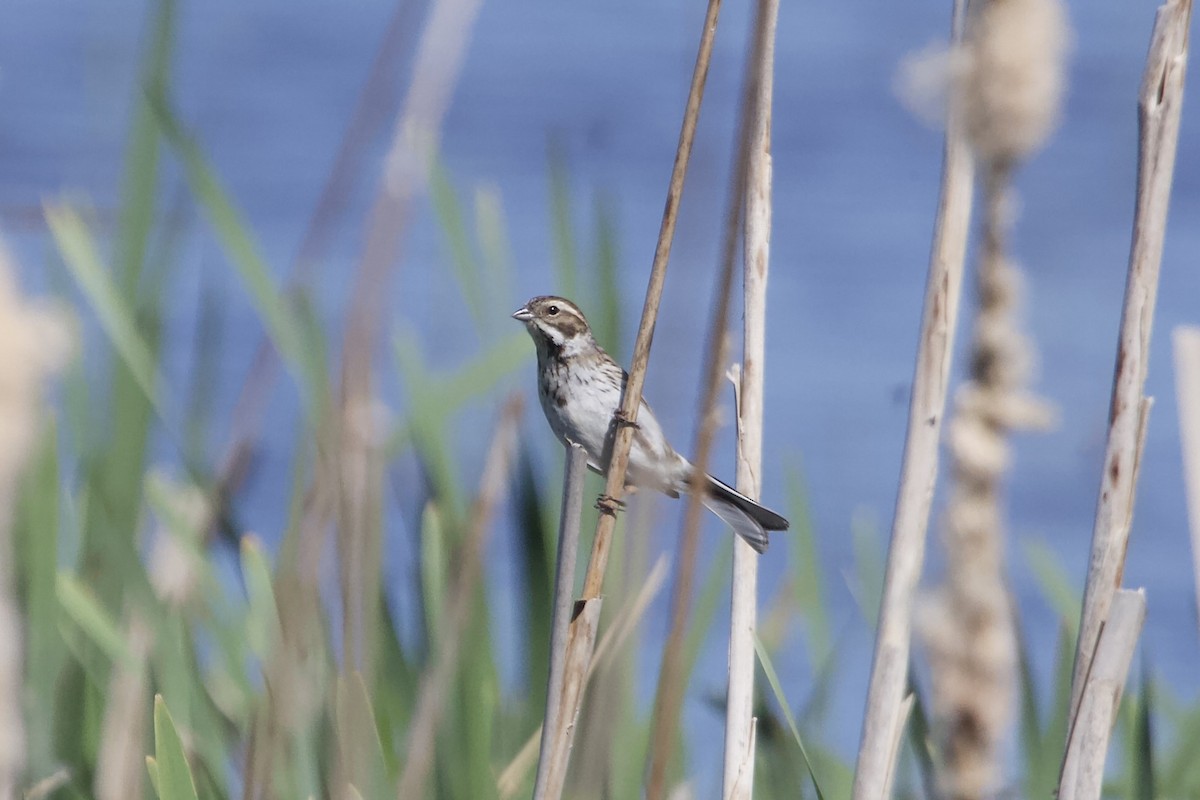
[513,295,788,552]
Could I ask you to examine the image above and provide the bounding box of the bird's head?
[512,296,592,351]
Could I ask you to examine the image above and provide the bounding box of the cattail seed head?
[960,0,1071,163]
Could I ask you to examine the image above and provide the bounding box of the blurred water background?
[2,0,1198,792]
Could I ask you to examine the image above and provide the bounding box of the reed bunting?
[513,295,788,552]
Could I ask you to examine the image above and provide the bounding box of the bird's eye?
[547,305,559,316]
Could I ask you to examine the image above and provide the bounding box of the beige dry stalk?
[533,443,588,800]
[644,1,777,792]
[537,0,725,794]
[94,616,154,800]
[724,0,779,795]
[0,242,71,800]
[1068,0,1193,726]
[395,396,522,799]
[852,2,974,796]
[1058,3,1192,792]
[1176,327,1200,631]
[919,0,1067,797]
[337,0,487,683]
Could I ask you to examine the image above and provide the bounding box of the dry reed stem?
[1175,327,1200,630]
[342,0,486,362]
[644,326,728,800]
[244,557,330,800]
[395,395,522,799]
[98,482,209,800]
[1069,0,1192,724]
[543,0,725,790]
[337,0,486,681]
[579,0,724,601]
[533,443,589,800]
[336,394,385,676]
[94,615,153,800]
[724,0,779,795]
[646,4,769,791]
[852,2,973,796]
[0,242,71,800]
[1058,589,1146,800]
[496,556,670,800]
[215,0,421,512]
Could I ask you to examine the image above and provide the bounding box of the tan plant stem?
[94,616,153,800]
[338,0,487,678]
[1068,0,1193,725]
[395,396,521,799]
[533,443,589,800]
[852,2,972,796]
[496,556,671,800]
[723,0,780,795]
[645,7,767,795]
[1058,589,1147,800]
[1175,326,1200,632]
[579,0,724,601]
[539,0,725,793]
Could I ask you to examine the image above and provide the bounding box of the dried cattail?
[959,0,1071,163]
[918,1,1067,794]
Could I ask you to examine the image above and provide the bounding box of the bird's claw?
[595,494,627,516]
[612,409,641,430]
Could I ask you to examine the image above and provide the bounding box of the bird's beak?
[511,305,534,322]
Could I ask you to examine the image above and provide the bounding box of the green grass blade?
[753,633,827,800]
[431,162,487,329]
[591,192,621,359]
[45,205,163,413]
[788,466,831,667]
[850,508,884,629]
[683,536,732,680]
[474,183,514,322]
[114,0,175,294]
[1024,539,1081,636]
[440,332,531,403]
[334,672,390,799]
[419,501,447,647]
[153,695,200,800]
[904,674,939,800]
[56,573,135,670]
[17,422,64,773]
[240,536,278,661]
[1131,656,1155,800]
[151,97,324,416]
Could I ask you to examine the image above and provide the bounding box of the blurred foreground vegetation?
[10,2,1200,799]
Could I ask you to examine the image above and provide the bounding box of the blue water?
[3,0,1199,792]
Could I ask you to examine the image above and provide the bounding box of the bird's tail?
[700,474,789,554]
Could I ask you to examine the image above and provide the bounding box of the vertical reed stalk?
[337,0,487,680]
[1175,327,1200,632]
[723,0,779,796]
[395,397,522,799]
[645,4,772,794]
[539,1,725,792]
[1068,0,1193,725]
[533,443,588,800]
[1058,589,1146,799]
[852,3,973,795]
